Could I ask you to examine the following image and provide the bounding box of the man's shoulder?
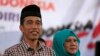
[5,43,21,52]
[39,42,54,51]
[42,45,56,56]
[42,45,54,51]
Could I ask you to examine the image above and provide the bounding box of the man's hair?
[20,4,42,25]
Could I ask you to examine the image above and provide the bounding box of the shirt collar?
[20,40,45,51]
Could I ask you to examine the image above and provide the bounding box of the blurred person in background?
[53,29,80,56]
[3,4,55,56]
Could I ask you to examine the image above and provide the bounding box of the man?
[3,4,55,56]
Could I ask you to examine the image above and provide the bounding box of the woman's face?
[64,36,78,55]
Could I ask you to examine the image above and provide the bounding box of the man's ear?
[19,25,23,32]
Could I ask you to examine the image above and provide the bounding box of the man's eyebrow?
[37,20,42,23]
[26,20,33,22]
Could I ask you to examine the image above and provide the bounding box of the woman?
[52,29,80,56]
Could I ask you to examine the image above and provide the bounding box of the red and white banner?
[0,0,100,56]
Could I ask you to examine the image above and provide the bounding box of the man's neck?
[24,37,39,51]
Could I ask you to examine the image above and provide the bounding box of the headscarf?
[52,29,80,56]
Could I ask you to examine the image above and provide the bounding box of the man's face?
[20,16,42,40]
[64,36,78,55]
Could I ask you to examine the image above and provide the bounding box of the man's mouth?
[30,31,39,33]
[30,31,39,35]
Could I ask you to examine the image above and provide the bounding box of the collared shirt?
[3,40,55,56]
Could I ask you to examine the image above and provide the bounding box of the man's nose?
[31,23,38,28]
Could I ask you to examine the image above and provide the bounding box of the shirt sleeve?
[3,49,13,56]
